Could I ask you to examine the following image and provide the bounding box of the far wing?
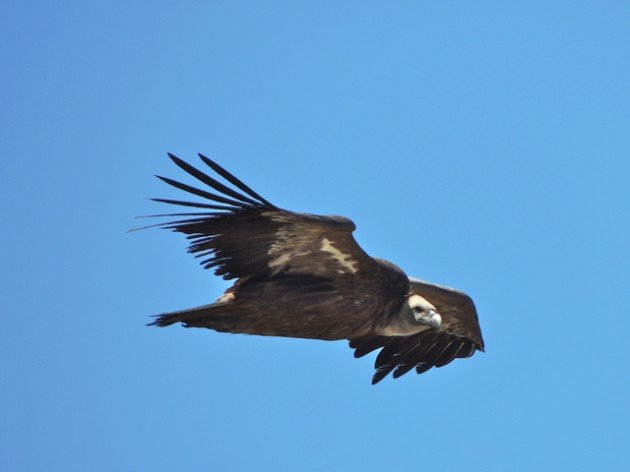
[350,278,484,384]
[409,278,484,347]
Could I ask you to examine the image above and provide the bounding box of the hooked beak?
[427,309,442,331]
[413,309,442,331]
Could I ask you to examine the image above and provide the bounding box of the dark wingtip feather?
[167,153,262,207]
[127,220,178,232]
[167,153,191,174]
[150,198,234,211]
[349,336,388,359]
[415,363,434,374]
[198,153,276,208]
[371,372,384,385]
[155,175,250,208]
[371,366,395,385]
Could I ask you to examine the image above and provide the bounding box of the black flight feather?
[198,153,276,208]
[151,198,235,211]
[167,153,262,207]
[156,175,250,209]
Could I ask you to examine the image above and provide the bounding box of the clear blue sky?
[1,1,628,471]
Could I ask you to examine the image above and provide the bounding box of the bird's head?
[407,294,442,331]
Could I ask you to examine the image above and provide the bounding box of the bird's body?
[156,258,408,341]
[144,154,484,383]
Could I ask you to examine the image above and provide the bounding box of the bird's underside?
[141,153,484,384]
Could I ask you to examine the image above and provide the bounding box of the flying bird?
[143,153,484,384]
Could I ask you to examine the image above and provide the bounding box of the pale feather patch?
[268,253,293,268]
[320,237,358,273]
[270,251,310,270]
[216,292,235,303]
[266,226,311,270]
[267,226,294,269]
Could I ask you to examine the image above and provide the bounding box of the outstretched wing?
[143,153,406,293]
[350,278,484,384]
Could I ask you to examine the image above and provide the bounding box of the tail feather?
[148,302,230,328]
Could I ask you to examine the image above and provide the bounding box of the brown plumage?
[143,153,484,384]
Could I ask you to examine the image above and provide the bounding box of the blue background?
[2,1,628,471]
